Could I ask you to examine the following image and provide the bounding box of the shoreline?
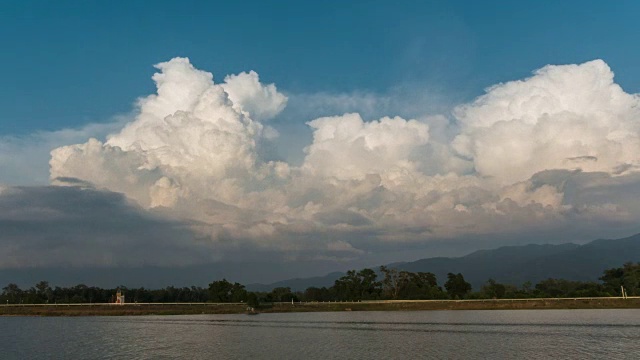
[2,297,639,316]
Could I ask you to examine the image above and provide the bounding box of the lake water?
[1,310,639,359]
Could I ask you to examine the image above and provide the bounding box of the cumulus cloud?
[453,60,640,184]
[39,57,640,265]
[51,57,288,210]
[221,71,287,122]
[0,117,127,185]
[303,113,429,180]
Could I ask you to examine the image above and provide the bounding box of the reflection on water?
[2,310,639,359]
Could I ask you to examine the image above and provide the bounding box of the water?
[1,310,639,359]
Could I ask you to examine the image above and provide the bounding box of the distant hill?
[247,233,640,291]
[246,272,345,292]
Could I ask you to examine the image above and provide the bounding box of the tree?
[481,279,506,299]
[534,278,579,298]
[246,292,260,308]
[379,267,444,300]
[230,283,248,302]
[401,272,444,300]
[269,287,296,302]
[333,271,357,301]
[303,287,331,302]
[573,282,608,297]
[600,266,624,293]
[444,273,471,299]
[380,266,408,300]
[2,283,22,303]
[357,268,380,300]
[209,279,246,302]
[35,281,53,303]
[601,262,640,296]
[334,269,380,301]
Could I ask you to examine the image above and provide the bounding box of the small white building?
[115,290,125,305]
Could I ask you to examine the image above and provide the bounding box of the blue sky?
[2,1,640,285]
[2,1,639,134]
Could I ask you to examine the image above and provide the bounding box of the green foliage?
[246,292,260,308]
[303,287,333,301]
[208,279,247,303]
[600,262,640,296]
[379,266,404,300]
[481,279,506,299]
[3,262,639,305]
[268,287,297,302]
[444,273,472,299]
[333,268,381,301]
[2,283,22,303]
[0,283,208,304]
[533,278,609,298]
[379,267,445,300]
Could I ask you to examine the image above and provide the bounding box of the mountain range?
[247,233,640,291]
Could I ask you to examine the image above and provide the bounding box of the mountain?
[0,260,346,290]
[246,272,345,292]
[248,233,640,291]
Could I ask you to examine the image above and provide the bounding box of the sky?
[2,1,640,286]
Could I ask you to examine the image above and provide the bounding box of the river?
[2,309,639,359]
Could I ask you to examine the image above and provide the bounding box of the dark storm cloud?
[0,186,210,268]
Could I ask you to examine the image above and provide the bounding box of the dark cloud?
[0,186,210,268]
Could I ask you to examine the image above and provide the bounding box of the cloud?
[0,186,208,268]
[452,60,640,184]
[0,117,128,185]
[40,57,640,265]
[221,71,288,122]
[51,57,287,210]
[302,113,429,180]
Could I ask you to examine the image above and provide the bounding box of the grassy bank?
[2,297,639,316]
[0,303,247,316]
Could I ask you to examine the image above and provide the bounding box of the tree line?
[2,262,639,305]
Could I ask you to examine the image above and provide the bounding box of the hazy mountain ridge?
[246,272,346,292]
[3,234,639,291]
[247,234,640,291]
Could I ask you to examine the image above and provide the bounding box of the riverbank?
[2,297,639,316]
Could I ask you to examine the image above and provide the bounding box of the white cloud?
[222,71,288,121]
[52,57,287,210]
[0,117,127,185]
[302,113,429,180]
[453,60,640,184]
[39,58,640,263]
